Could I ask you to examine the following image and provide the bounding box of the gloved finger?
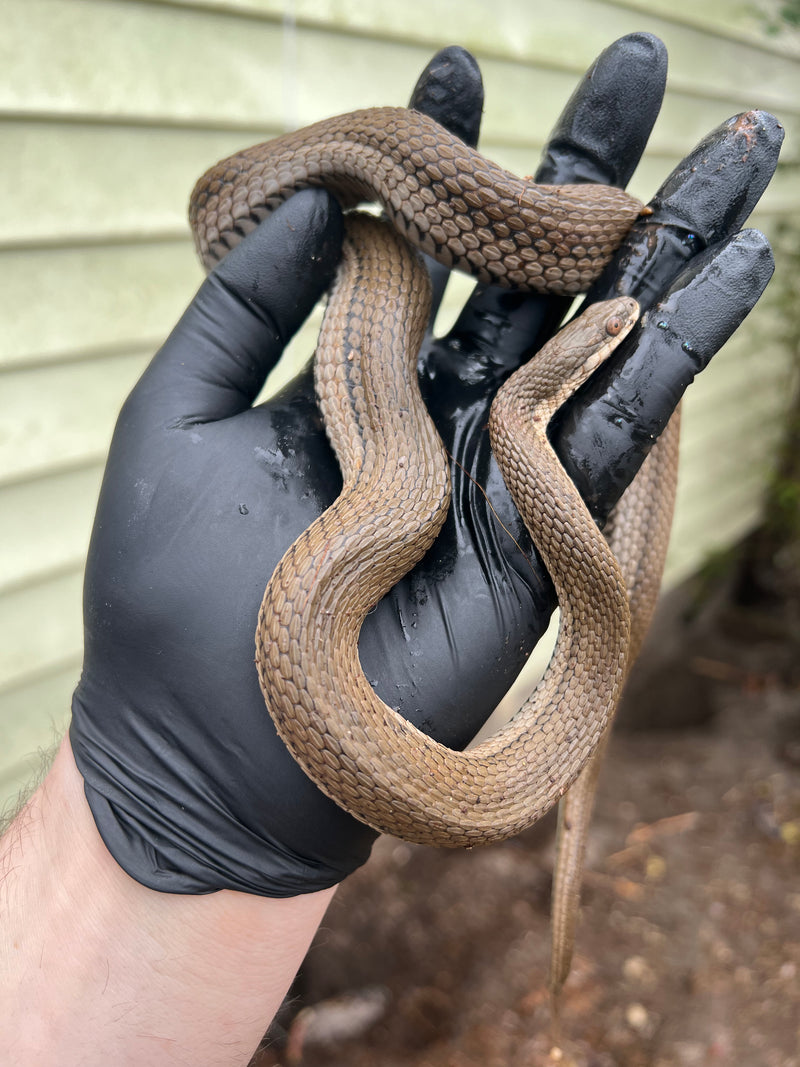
[421,32,667,386]
[583,109,785,311]
[406,45,485,324]
[551,108,784,517]
[556,229,775,523]
[537,31,668,189]
[125,189,343,427]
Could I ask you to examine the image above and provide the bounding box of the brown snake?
[190,107,678,993]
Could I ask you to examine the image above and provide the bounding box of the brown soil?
[254,569,800,1067]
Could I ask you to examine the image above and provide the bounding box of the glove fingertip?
[408,45,484,147]
[538,32,667,187]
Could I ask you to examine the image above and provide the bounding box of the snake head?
[577,296,640,377]
[493,296,640,420]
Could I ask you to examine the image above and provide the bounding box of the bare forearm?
[0,739,335,1067]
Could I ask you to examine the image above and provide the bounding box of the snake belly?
[190,109,646,846]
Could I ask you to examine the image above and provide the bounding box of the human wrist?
[1,737,336,1066]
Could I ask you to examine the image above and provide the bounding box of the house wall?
[1,0,798,806]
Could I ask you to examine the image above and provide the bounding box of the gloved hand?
[69,37,780,898]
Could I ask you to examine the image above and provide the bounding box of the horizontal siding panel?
[0,321,786,594]
[678,408,785,492]
[0,466,103,594]
[672,447,771,522]
[1,213,789,381]
[683,370,792,439]
[4,4,796,154]
[606,0,800,56]
[679,378,790,472]
[2,7,794,261]
[679,416,788,481]
[1,264,518,416]
[661,326,792,584]
[143,0,800,99]
[679,336,792,428]
[672,466,770,528]
[635,292,793,583]
[684,340,790,409]
[0,240,325,379]
[2,2,412,125]
[0,241,200,366]
[0,123,272,248]
[3,0,284,122]
[745,169,800,217]
[665,488,765,586]
[0,570,83,693]
[0,350,151,486]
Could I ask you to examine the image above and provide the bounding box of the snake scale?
[190,106,678,991]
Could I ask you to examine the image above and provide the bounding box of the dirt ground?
[254,562,800,1067]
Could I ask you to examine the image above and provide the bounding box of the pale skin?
[0,738,334,1067]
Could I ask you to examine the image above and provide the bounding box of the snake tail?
[548,411,682,997]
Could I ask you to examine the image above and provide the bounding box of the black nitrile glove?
[70,38,780,898]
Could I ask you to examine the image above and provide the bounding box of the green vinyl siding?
[0,0,798,806]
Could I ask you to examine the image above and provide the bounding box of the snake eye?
[605,315,623,336]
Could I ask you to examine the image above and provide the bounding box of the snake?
[189,106,678,991]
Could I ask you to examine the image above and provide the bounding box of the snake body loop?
[251,208,638,845]
[190,107,644,294]
[189,111,646,843]
[191,109,673,968]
